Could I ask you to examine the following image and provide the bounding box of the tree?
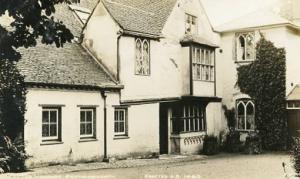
[236,36,287,150]
[0,0,77,171]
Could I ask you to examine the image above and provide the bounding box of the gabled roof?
[215,9,300,32]
[102,0,177,37]
[14,2,121,89]
[287,85,300,101]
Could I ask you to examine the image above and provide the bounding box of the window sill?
[113,136,130,140]
[79,138,98,143]
[236,129,255,133]
[193,79,215,83]
[234,60,255,64]
[40,141,63,146]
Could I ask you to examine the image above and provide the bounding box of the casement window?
[236,32,255,61]
[114,108,128,136]
[42,107,61,141]
[192,47,215,81]
[236,99,255,131]
[185,13,197,34]
[135,38,150,75]
[171,104,206,134]
[80,108,96,138]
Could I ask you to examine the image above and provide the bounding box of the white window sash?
[80,109,94,138]
[114,109,127,136]
[42,108,59,140]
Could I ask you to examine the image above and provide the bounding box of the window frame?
[236,99,255,131]
[185,13,198,34]
[42,107,61,141]
[135,38,151,76]
[171,104,206,134]
[80,108,96,139]
[114,108,128,136]
[192,46,215,82]
[235,32,255,62]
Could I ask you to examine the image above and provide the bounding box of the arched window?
[236,99,255,130]
[135,38,150,75]
[236,32,255,61]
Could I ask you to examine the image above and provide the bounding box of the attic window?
[185,13,197,34]
[236,32,255,62]
[69,5,91,25]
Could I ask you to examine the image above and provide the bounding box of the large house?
[4,0,300,167]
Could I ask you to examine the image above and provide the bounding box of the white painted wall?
[107,103,160,158]
[219,27,291,109]
[25,88,160,167]
[24,88,106,167]
[83,1,121,79]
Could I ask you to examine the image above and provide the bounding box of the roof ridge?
[216,7,289,29]
[104,0,155,16]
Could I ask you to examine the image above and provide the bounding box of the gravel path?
[1,152,297,179]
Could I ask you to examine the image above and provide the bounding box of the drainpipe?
[117,29,123,82]
[101,91,109,162]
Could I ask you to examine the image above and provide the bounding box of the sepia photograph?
[0,0,300,178]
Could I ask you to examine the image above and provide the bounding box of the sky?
[200,0,281,27]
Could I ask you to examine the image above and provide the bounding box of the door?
[288,109,300,137]
[159,103,169,154]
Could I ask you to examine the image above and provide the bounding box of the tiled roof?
[14,1,119,88]
[215,9,299,32]
[102,0,177,37]
[54,1,99,37]
[17,42,116,88]
[180,34,218,48]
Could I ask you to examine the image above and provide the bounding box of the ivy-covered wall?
[236,37,287,150]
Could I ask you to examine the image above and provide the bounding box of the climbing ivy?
[236,36,287,150]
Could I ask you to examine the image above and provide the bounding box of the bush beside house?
[236,36,287,151]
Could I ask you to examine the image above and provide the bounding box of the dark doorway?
[288,110,300,137]
[159,103,169,154]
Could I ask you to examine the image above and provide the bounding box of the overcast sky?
[200,0,281,27]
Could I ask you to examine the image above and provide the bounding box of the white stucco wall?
[83,1,121,79]
[25,88,161,167]
[24,88,106,167]
[107,103,160,158]
[219,27,291,109]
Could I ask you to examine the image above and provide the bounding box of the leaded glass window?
[236,99,255,130]
[135,38,150,75]
[192,47,215,81]
[236,32,255,61]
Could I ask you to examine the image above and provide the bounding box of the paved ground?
[1,152,297,179]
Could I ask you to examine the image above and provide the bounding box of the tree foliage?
[236,36,287,150]
[0,0,78,171]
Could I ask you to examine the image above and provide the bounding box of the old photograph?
[0,0,300,178]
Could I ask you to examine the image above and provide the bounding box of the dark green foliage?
[244,131,262,154]
[202,135,219,155]
[0,0,77,172]
[0,136,27,172]
[291,137,300,176]
[224,130,242,153]
[0,60,27,140]
[223,105,236,130]
[236,37,287,150]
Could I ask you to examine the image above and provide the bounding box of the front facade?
[83,0,225,156]
[11,0,300,168]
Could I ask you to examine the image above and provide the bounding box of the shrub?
[244,131,262,154]
[236,36,287,150]
[224,130,242,153]
[291,137,300,176]
[202,135,219,155]
[0,136,27,172]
